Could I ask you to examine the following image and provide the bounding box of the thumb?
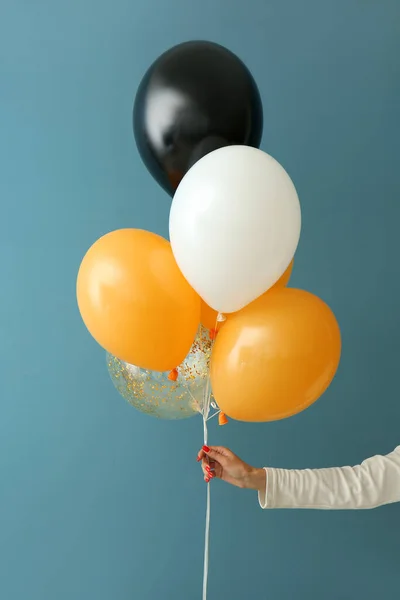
[203,446,231,469]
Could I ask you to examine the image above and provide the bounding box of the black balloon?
[133,41,263,196]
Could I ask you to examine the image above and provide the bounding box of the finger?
[199,445,232,459]
[204,471,217,482]
[203,446,231,469]
[202,458,218,478]
[202,459,222,479]
[208,446,234,458]
[197,448,207,462]
[208,460,216,472]
[202,458,213,474]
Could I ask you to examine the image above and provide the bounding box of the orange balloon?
[210,288,341,422]
[77,229,200,371]
[200,259,294,330]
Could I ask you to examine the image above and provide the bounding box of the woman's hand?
[197,445,266,492]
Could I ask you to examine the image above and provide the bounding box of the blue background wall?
[1,1,399,598]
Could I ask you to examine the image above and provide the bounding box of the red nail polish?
[203,445,210,453]
[196,457,201,462]
[205,477,210,483]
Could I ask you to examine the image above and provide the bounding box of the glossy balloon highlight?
[210,288,341,422]
[134,41,263,195]
[170,147,301,313]
[77,229,200,371]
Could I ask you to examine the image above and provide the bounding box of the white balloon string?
[201,313,224,600]
[207,409,221,422]
[202,383,211,600]
[201,329,211,600]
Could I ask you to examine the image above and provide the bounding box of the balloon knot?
[168,368,179,382]
[218,412,229,426]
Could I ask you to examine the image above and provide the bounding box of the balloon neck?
[168,368,179,382]
[218,412,229,426]
[217,313,226,322]
[167,169,184,190]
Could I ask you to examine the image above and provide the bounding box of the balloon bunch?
[77,41,341,424]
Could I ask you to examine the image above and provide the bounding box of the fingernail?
[205,477,210,483]
[209,472,215,478]
[196,457,201,462]
[203,445,210,453]
[205,465,211,471]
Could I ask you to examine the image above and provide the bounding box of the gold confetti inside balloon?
[106,326,212,419]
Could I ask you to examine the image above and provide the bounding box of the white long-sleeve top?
[259,446,400,510]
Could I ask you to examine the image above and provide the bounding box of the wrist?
[245,467,266,492]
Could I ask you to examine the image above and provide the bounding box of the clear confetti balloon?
[106,326,212,419]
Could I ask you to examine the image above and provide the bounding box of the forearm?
[258,446,400,510]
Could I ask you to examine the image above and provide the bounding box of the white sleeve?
[258,446,400,510]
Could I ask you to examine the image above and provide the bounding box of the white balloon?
[169,146,301,313]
